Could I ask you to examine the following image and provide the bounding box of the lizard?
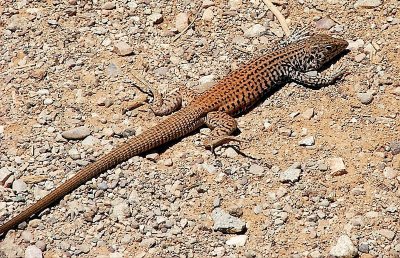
[0,33,348,236]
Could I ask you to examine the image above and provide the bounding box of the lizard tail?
[0,108,204,236]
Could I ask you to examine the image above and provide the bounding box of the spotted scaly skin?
[0,34,348,236]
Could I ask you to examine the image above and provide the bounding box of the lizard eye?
[325,45,333,51]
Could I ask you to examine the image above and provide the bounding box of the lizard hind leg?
[203,111,244,150]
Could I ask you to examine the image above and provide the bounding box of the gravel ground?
[0,0,399,257]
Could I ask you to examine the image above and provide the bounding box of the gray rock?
[389,141,400,155]
[244,24,267,38]
[357,92,373,104]
[329,235,358,258]
[358,242,369,253]
[280,163,301,183]
[62,126,91,140]
[212,208,246,233]
[68,148,80,160]
[82,136,99,147]
[226,235,247,247]
[114,42,134,56]
[299,136,315,146]
[12,179,27,193]
[25,245,43,258]
[111,201,131,221]
[107,63,121,77]
[354,0,382,8]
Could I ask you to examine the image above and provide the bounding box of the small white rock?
[299,136,315,146]
[226,235,247,247]
[244,24,266,38]
[328,157,347,176]
[114,42,134,56]
[329,235,358,258]
[354,0,382,8]
[25,245,43,258]
[175,13,189,32]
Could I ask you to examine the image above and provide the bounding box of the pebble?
[92,27,108,35]
[212,208,246,234]
[199,75,215,85]
[202,9,214,21]
[315,17,336,30]
[278,128,292,137]
[202,163,217,173]
[244,24,267,38]
[21,231,34,243]
[354,53,366,62]
[328,157,347,176]
[383,167,398,179]
[329,235,358,258]
[62,126,91,140]
[35,241,46,252]
[378,229,395,240]
[280,163,301,183]
[358,242,369,253]
[357,92,373,104]
[226,235,247,247]
[148,13,163,25]
[389,141,400,155]
[354,0,382,8]
[43,98,53,105]
[82,136,99,147]
[0,167,12,185]
[68,148,80,160]
[248,164,264,176]
[111,201,131,221]
[347,39,365,51]
[102,2,116,10]
[228,0,242,10]
[114,42,134,56]
[224,147,238,158]
[12,179,28,193]
[299,136,315,146]
[175,13,189,32]
[301,108,314,120]
[202,0,215,8]
[25,245,43,258]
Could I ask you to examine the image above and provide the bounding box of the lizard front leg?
[286,65,347,89]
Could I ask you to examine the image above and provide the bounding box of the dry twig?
[262,0,290,37]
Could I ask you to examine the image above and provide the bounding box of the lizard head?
[301,34,348,71]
